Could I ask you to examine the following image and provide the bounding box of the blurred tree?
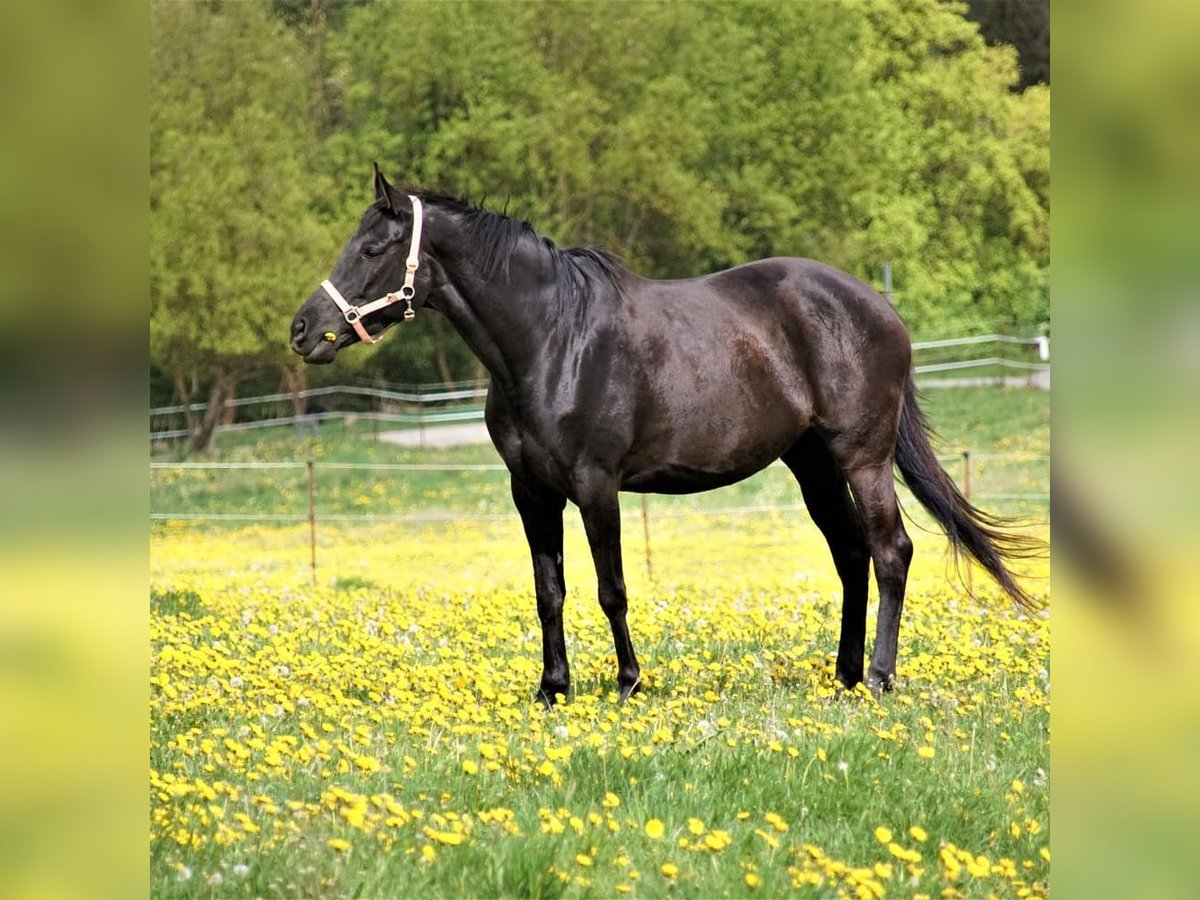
[857,0,1049,331]
[150,0,1049,402]
[150,0,332,452]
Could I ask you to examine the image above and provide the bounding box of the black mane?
[409,190,625,305]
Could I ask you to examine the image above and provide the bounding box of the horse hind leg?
[840,460,914,694]
[574,471,642,701]
[782,433,870,689]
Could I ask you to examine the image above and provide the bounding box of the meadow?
[150,387,1049,898]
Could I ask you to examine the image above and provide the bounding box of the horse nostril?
[292,317,307,338]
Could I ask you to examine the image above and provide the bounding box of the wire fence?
[151,452,1048,584]
[150,332,1049,446]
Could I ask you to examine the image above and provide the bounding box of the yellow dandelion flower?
[660,862,679,878]
[705,830,732,851]
[645,818,665,839]
[423,827,464,846]
[745,871,762,888]
[754,828,779,849]
[909,825,928,842]
[874,826,893,844]
[576,853,593,867]
[687,817,705,835]
[421,845,437,863]
[353,755,381,772]
[602,792,620,808]
[462,760,479,775]
[888,842,921,863]
[327,838,351,853]
[917,746,935,759]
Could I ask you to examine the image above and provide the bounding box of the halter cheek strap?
[320,194,424,345]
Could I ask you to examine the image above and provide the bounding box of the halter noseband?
[320,194,424,345]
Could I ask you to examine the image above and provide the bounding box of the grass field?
[150,387,1049,897]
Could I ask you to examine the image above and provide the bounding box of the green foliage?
[150,0,333,376]
[150,0,1050,389]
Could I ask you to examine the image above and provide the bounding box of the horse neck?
[425,222,563,394]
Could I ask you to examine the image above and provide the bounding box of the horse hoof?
[836,671,863,692]
[536,681,570,707]
[866,674,895,698]
[618,677,642,703]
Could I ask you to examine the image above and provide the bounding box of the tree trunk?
[172,368,196,437]
[434,340,454,386]
[188,370,237,456]
[283,364,308,417]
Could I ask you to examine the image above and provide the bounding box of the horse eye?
[361,244,387,259]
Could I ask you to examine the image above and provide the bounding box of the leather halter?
[320,194,424,345]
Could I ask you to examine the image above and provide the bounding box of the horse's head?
[290,165,434,364]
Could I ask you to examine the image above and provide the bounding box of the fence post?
[640,494,654,585]
[306,458,318,587]
[961,450,972,594]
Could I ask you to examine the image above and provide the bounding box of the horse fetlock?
[866,669,896,698]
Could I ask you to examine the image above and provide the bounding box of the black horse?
[291,167,1036,702]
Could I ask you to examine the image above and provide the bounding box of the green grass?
[150,385,1050,897]
[150,517,1049,898]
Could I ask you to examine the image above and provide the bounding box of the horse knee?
[537,596,564,625]
[598,588,628,620]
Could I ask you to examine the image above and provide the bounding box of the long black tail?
[894,377,1043,609]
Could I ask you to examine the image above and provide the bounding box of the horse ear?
[372,162,398,214]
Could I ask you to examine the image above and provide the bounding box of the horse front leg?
[576,480,642,701]
[512,477,569,706]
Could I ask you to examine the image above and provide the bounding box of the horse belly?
[621,463,768,495]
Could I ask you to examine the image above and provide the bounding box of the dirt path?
[377,423,491,447]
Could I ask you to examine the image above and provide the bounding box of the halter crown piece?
[320,194,424,345]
